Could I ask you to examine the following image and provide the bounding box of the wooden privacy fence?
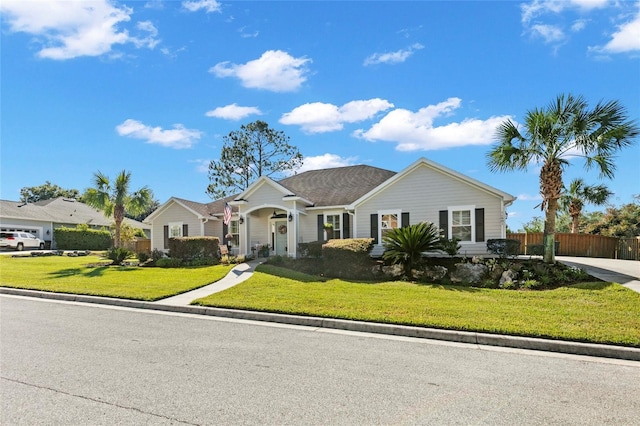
[507,233,640,260]
[123,238,151,254]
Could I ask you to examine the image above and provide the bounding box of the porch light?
[239,216,244,224]
[288,213,293,222]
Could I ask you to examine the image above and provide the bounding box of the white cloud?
[190,159,211,173]
[516,193,543,201]
[205,104,262,120]
[296,154,359,174]
[571,19,588,32]
[0,0,160,60]
[280,99,394,133]
[210,50,311,92]
[363,43,424,66]
[354,98,513,151]
[521,0,607,24]
[591,8,640,53]
[116,119,202,149]
[530,24,566,43]
[182,0,221,13]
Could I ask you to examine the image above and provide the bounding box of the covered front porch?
[231,205,303,258]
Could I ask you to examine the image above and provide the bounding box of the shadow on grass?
[48,265,140,279]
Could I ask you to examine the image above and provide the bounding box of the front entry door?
[274,220,288,256]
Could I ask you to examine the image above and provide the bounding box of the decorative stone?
[499,269,518,286]
[450,263,488,285]
[421,265,448,282]
[381,264,404,278]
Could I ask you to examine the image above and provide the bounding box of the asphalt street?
[2,296,639,425]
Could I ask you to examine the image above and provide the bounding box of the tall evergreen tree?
[207,121,303,199]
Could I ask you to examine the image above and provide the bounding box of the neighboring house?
[145,158,516,258]
[0,197,150,249]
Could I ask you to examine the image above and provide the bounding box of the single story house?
[0,197,150,249]
[145,157,516,258]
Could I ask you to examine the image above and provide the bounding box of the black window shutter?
[475,208,485,242]
[222,222,228,244]
[401,212,410,228]
[317,215,324,241]
[342,213,350,239]
[183,224,188,237]
[439,210,448,239]
[370,213,378,244]
[163,225,169,249]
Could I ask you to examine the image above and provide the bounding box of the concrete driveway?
[557,256,640,293]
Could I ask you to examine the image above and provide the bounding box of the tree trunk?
[571,214,579,234]
[114,205,125,248]
[543,198,558,263]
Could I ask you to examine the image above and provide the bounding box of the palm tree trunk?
[571,215,579,233]
[114,205,125,248]
[543,198,558,263]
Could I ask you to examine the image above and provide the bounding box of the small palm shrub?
[106,247,134,266]
[383,222,441,280]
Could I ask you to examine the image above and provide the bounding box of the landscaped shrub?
[486,239,521,258]
[383,222,442,280]
[322,238,375,279]
[155,257,183,268]
[54,226,112,250]
[105,247,134,266]
[168,236,219,263]
[137,251,150,264]
[439,237,461,256]
[298,240,325,258]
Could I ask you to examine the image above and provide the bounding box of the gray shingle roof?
[277,165,396,206]
[0,197,149,229]
[157,165,395,216]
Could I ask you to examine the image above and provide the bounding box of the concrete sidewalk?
[156,259,262,306]
[556,256,640,293]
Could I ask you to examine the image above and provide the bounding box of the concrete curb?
[2,287,639,362]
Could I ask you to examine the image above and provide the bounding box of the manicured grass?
[193,264,640,347]
[0,255,234,301]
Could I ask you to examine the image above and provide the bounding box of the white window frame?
[448,205,475,244]
[324,212,342,239]
[168,221,183,238]
[229,220,240,246]
[378,209,401,243]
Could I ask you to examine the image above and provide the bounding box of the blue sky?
[1,0,639,231]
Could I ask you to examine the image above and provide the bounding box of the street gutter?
[2,287,639,362]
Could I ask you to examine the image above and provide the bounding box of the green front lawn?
[0,255,234,301]
[193,264,640,347]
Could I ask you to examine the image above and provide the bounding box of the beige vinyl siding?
[242,182,289,210]
[355,164,504,255]
[245,209,271,248]
[150,202,202,251]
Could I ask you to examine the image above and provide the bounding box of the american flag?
[223,202,232,226]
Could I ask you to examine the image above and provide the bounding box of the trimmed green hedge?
[54,227,112,250]
[168,236,220,263]
[322,238,375,279]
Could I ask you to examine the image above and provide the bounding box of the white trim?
[378,209,401,244]
[348,157,515,209]
[168,221,183,238]
[323,211,343,239]
[145,198,207,222]
[448,205,475,244]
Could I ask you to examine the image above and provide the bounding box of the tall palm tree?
[487,94,638,263]
[560,178,612,234]
[84,170,153,248]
